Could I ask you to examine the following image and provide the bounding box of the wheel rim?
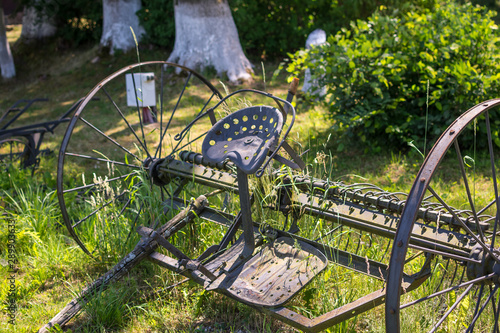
[0,137,32,169]
[386,99,500,332]
[57,61,222,259]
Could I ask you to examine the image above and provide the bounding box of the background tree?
[167,0,252,83]
[20,0,102,46]
[21,0,56,41]
[0,7,16,78]
[100,0,144,54]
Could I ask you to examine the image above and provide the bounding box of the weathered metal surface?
[202,105,283,174]
[211,237,327,307]
[157,158,238,192]
[297,192,475,257]
[261,274,429,333]
[292,175,489,232]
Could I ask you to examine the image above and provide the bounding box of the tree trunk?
[0,8,15,79]
[100,0,145,54]
[302,29,326,97]
[21,1,56,41]
[168,0,253,84]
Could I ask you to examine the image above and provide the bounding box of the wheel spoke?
[71,190,129,229]
[130,70,150,156]
[468,285,499,332]
[158,66,165,158]
[428,186,499,263]
[63,172,136,194]
[428,284,474,333]
[400,273,495,310]
[169,131,209,159]
[454,139,486,243]
[79,116,141,162]
[493,296,500,333]
[156,72,193,158]
[489,285,500,333]
[408,243,479,264]
[485,111,500,249]
[124,201,145,245]
[102,86,152,160]
[65,152,141,169]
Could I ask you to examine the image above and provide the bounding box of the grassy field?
[1,27,499,333]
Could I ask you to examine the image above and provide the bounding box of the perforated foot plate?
[217,237,327,307]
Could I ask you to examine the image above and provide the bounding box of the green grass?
[1,25,500,333]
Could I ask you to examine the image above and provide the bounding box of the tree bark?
[302,29,326,97]
[168,0,253,84]
[100,0,145,54]
[0,8,15,79]
[20,1,56,41]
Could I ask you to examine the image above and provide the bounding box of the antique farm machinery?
[42,61,500,332]
[0,98,83,170]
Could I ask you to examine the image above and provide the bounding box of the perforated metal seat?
[202,106,284,175]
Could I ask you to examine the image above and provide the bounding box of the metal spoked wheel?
[0,137,32,169]
[386,99,500,332]
[57,61,223,259]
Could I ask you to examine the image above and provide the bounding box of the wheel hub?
[144,157,170,186]
[467,245,500,284]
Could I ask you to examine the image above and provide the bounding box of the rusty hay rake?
[39,61,500,332]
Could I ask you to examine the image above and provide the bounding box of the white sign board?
[125,73,156,107]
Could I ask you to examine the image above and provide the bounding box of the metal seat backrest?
[202,106,283,174]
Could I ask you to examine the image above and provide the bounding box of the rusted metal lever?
[137,226,216,281]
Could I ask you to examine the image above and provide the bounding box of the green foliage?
[229,0,339,58]
[287,2,500,151]
[137,0,175,49]
[229,0,436,58]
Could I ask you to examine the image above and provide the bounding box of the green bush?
[137,0,175,49]
[229,0,434,59]
[229,0,340,58]
[287,2,500,151]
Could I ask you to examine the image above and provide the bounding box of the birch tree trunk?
[167,0,253,84]
[0,8,15,79]
[100,0,145,54]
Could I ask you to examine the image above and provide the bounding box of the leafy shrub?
[228,0,340,58]
[229,0,435,59]
[137,0,175,49]
[287,2,500,151]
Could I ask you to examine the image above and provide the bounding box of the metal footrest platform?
[214,237,327,307]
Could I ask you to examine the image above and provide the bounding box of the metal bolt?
[450,130,455,135]
[397,240,403,247]
[390,308,395,314]
[420,177,425,182]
